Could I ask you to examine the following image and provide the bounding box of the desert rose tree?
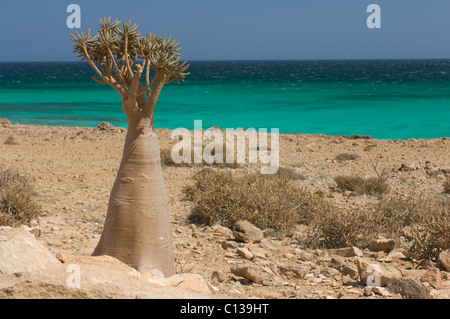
[70,18,189,276]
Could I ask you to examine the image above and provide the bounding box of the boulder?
[233,220,264,243]
[0,255,221,299]
[356,258,401,287]
[0,226,61,276]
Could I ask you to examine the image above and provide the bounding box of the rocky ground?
[0,119,449,299]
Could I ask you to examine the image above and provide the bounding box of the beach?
[0,119,449,299]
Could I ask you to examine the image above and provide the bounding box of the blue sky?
[1,0,450,61]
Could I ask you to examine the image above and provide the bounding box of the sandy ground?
[0,119,449,299]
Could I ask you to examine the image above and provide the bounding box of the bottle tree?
[70,18,189,276]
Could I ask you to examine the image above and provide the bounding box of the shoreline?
[2,118,448,142]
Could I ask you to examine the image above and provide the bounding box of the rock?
[327,246,363,257]
[221,240,238,250]
[226,281,245,295]
[211,270,227,282]
[341,265,359,280]
[95,121,120,133]
[0,118,12,126]
[372,287,391,297]
[233,221,264,243]
[277,263,310,279]
[421,268,442,289]
[356,258,401,287]
[363,286,373,296]
[386,278,431,299]
[231,265,271,284]
[166,273,212,294]
[236,247,254,260]
[370,238,396,253]
[56,251,74,263]
[0,226,61,276]
[212,225,231,235]
[0,255,218,299]
[400,269,427,280]
[329,256,345,270]
[439,250,450,271]
[399,162,419,172]
[430,289,450,299]
[141,268,168,287]
[206,281,220,294]
[296,249,314,261]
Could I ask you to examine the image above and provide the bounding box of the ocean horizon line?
[2,57,450,64]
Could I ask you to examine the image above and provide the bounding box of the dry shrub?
[335,153,359,161]
[307,207,383,249]
[376,195,449,260]
[258,167,306,181]
[334,175,389,197]
[182,169,329,233]
[407,215,449,261]
[443,176,450,194]
[0,168,41,227]
[4,136,19,145]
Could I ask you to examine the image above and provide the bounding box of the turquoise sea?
[0,60,449,139]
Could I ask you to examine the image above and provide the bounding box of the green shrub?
[0,168,41,227]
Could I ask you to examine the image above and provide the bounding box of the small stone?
[439,250,450,271]
[221,240,238,250]
[231,265,271,284]
[206,281,220,294]
[341,265,359,280]
[166,273,211,294]
[363,286,373,296]
[421,268,442,289]
[236,247,254,260]
[29,220,39,227]
[55,251,73,263]
[212,270,227,282]
[327,246,363,257]
[329,256,344,270]
[372,287,391,297]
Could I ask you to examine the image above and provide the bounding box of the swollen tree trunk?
[92,109,175,276]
